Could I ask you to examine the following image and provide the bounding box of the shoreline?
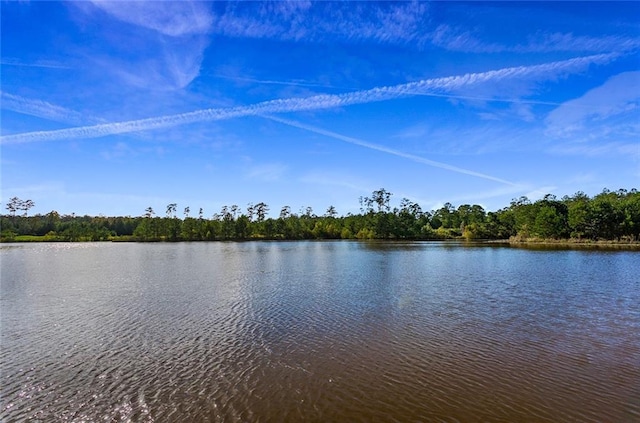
[3,236,640,250]
[501,237,640,250]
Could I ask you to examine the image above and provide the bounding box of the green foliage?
[507,189,639,241]
[356,227,375,239]
[3,188,639,243]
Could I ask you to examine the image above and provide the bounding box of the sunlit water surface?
[1,241,639,422]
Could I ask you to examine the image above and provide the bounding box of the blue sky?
[1,1,639,217]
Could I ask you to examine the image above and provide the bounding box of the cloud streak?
[1,91,101,126]
[211,1,430,45]
[211,73,347,90]
[1,54,617,145]
[90,1,213,37]
[203,2,639,54]
[432,25,640,54]
[545,71,640,137]
[80,1,214,90]
[0,58,71,69]
[263,115,518,186]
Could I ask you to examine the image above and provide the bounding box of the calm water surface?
[1,241,639,422]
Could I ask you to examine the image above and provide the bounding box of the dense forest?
[1,188,639,243]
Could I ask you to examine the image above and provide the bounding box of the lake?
[1,241,638,422]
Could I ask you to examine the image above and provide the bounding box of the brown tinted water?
[1,241,638,422]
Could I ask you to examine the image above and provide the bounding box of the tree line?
[1,188,639,242]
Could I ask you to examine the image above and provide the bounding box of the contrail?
[1,53,617,145]
[0,91,101,126]
[263,115,519,186]
[0,59,71,69]
[413,92,568,107]
[210,74,345,89]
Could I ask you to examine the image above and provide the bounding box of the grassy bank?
[0,234,138,243]
[3,234,640,251]
[506,236,640,250]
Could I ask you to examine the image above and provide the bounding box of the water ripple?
[1,242,638,422]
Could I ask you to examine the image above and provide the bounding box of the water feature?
[1,241,638,422]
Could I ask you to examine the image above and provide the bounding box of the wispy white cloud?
[211,1,430,45]
[472,103,537,123]
[403,122,538,157]
[543,71,640,160]
[1,91,101,125]
[101,37,209,91]
[104,2,636,56]
[0,58,71,69]
[263,115,518,187]
[245,163,287,181]
[78,1,214,90]
[398,88,550,125]
[89,1,213,37]
[549,142,640,158]
[210,73,346,90]
[511,103,536,122]
[430,25,504,53]
[413,92,564,107]
[432,25,640,54]
[522,32,640,54]
[0,54,618,145]
[546,71,640,138]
